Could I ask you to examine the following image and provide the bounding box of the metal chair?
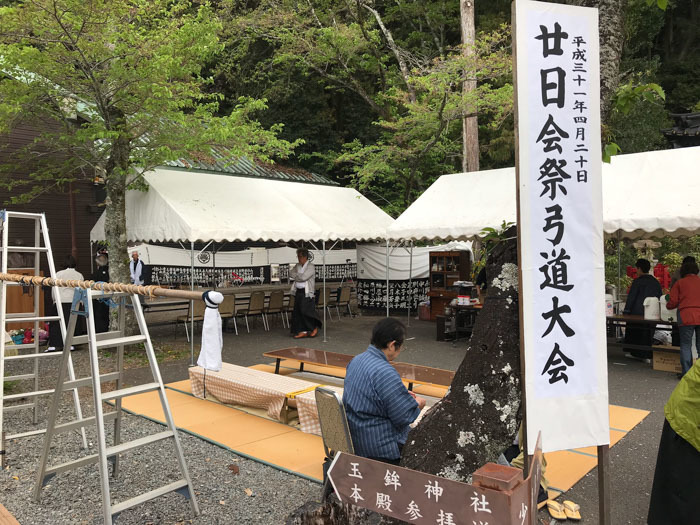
[239,290,267,332]
[219,294,237,335]
[315,387,354,501]
[335,285,353,318]
[318,286,337,321]
[176,300,206,342]
[282,292,295,328]
[265,289,286,328]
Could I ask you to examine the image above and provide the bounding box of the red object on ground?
[22,328,32,344]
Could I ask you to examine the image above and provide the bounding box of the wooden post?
[511,0,530,479]
[598,444,611,524]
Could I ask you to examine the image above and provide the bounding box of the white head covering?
[197,291,224,372]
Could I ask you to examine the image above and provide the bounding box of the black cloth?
[476,267,487,290]
[48,302,86,348]
[623,273,662,315]
[648,419,700,524]
[92,266,110,333]
[290,288,322,335]
[623,273,662,359]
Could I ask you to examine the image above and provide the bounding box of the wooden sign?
[328,435,542,525]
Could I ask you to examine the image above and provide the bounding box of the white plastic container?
[605,294,614,317]
[659,295,677,322]
[643,297,660,320]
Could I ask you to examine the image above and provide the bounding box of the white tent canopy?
[90,167,393,243]
[387,147,700,241]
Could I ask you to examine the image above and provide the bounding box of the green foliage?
[0,0,297,200]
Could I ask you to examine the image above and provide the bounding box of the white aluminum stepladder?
[0,210,87,465]
[33,287,199,525]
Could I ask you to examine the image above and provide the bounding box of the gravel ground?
[0,396,319,524]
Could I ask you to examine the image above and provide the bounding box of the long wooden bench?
[188,363,342,435]
[262,347,455,391]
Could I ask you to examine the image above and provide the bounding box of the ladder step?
[45,454,100,478]
[62,372,120,390]
[106,430,174,457]
[111,480,189,516]
[4,246,48,253]
[4,388,54,401]
[96,335,147,349]
[5,352,64,361]
[4,403,35,412]
[54,411,119,434]
[5,373,36,382]
[4,315,59,323]
[101,382,160,401]
[3,343,40,351]
[7,428,46,440]
[72,330,122,346]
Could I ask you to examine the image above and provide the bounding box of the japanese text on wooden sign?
[327,448,542,525]
[514,0,609,454]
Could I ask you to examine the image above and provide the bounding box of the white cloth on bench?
[188,363,342,435]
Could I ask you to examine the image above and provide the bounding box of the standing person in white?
[47,255,83,351]
[129,251,144,285]
[289,248,322,339]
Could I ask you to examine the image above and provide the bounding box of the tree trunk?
[103,119,134,332]
[460,0,479,172]
[400,231,520,479]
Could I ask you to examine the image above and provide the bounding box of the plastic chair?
[315,387,354,500]
[176,300,206,342]
[265,290,286,329]
[335,286,353,318]
[240,290,267,332]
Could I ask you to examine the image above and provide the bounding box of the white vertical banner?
[514,0,609,453]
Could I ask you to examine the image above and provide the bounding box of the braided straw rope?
[0,272,203,301]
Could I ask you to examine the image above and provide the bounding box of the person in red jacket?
[667,259,700,377]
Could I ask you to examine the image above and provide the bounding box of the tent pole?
[617,231,621,304]
[89,241,93,275]
[212,241,216,290]
[190,240,195,367]
[407,241,413,327]
[385,240,390,318]
[322,240,327,342]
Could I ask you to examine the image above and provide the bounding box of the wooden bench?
[262,347,455,391]
[188,363,342,435]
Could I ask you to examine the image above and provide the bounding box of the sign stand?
[511,1,611,523]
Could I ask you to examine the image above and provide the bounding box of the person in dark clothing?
[623,258,662,360]
[475,266,487,303]
[92,250,110,333]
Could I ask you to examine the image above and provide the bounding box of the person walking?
[289,248,322,338]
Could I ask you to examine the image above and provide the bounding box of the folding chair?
[176,300,206,342]
[265,290,286,329]
[219,294,237,335]
[315,387,354,501]
[335,285,354,318]
[239,290,267,332]
[282,293,295,328]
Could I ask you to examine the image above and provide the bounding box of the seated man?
[343,318,426,465]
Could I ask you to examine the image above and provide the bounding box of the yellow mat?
[122,376,648,495]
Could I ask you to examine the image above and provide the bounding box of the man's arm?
[667,281,680,310]
[295,263,315,283]
[375,369,421,428]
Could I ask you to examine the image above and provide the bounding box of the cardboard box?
[653,348,697,373]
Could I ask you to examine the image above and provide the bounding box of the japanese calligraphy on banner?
[327,450,541,525]
[514,0,609,454]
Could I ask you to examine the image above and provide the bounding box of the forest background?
[1,0,698,287]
